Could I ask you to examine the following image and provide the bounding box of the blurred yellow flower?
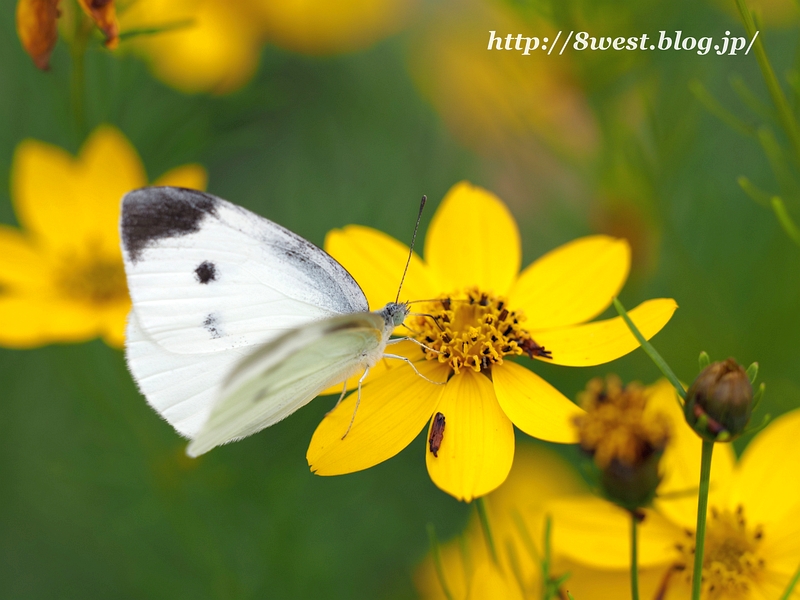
[549,382,800,599]
[252,0,414,55]
[415,443,665,599]
[118,0,263,94]
[0,125,206,349]
[119,0,415,94]
[408,1,598,160]
[306,181,677,501]
[16,0,119,69]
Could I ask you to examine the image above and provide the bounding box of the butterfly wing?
[186,312,386,457]
[121,186,368,355]
[121,186,370,438]
[125,313,245,438]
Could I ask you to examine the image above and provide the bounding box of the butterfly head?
[380,301,410,328]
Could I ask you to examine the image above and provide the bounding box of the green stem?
[69,5,93,137]
[612,298,686,401]
[630,512,640,600]
[476,496,499,565]
[779,563,800,600]
[691,440,714,600]
[70,37,86,134]
[426,523,454,600]
[734,0,800,164]
[771,197,800,245]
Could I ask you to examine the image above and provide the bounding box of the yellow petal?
[77,0,119,48]
[414,531,475,600]
[0,226,48,290]
[760,510,800,577]
[12,139,79,249]
[547,497,680,569]
[325,225,435,310]
[12,126,146,253]
[728,408,800,528]
[561,559,667,600]
[153,164,208,191]
[321,340,423,396]
[424,182,521,295]
[466,561,525,600]
[492,362,583,443]
[510,235,630,330]
[100,300,132,348]
[649,379,736,529]
[308,360,448,475]
[0,294,103,348]
[530,298,677,366]
[16,0,59,69]
[74,125,147,251]
[486,443,588,578]
[426,369,515,501]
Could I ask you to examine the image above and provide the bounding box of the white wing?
[125,312,246,438]
[120,187,368,355]
[186,313,387,457]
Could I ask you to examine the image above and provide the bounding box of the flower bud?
[684,358,753,442]
[574,376,670,510]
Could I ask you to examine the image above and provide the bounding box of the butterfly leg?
[386,336,441,354]
[383,354,445,385]
[326,379,349,416]
[341,366,370,440]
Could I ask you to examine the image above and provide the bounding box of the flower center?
[410,287,550,374]
[574,375,671,469]
[55,253,129,306]
[674,505,765,598]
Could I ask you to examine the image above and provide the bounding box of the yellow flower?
[415,443,661,599]
[408,1,598,160]
[251,0,414,55]
[548,381,800,599]
[119,0,414,94]
[306,181,677,501]
[0,125,206,349]
[119,0,264,94]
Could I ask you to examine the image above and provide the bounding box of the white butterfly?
[121,186,423,457]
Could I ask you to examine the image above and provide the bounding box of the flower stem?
[612,298,686,401]
[476,496,499,565]
[630,512,640,600]
[426,523,454,600]
[70,42,85,134]
[691,440,714,600]
[779,563,800,600]
[734,0,800,164]
[69,5,92,137]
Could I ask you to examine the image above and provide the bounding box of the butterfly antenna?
[395,195,427,303]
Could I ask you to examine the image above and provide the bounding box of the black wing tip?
[121,187,220,264]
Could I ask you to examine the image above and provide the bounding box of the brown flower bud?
[77,0,119,49]
[684,358,753,442]
[16,0,60,70]
[574,376,670,510]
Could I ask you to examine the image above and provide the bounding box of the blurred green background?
[2,0,800,597]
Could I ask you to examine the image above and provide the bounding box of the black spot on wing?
[203,313,222,339]
[121,187,219,263]
[195,260,217,284]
